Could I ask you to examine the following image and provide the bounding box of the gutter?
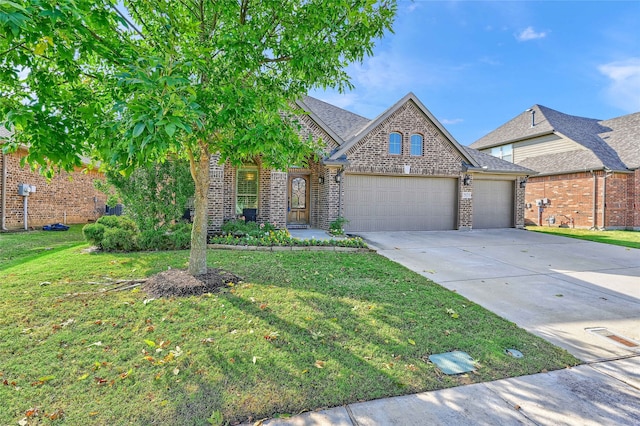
[530,167,630,178]
[472,129,555,151]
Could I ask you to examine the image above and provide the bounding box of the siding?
[513,134,584,162]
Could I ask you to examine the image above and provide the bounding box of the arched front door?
[287,175,309,225]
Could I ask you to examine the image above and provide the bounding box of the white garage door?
[344,175,458,231]
[473,180,514,229]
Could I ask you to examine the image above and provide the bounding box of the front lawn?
[0,229,579,425]
[527,226,640,249]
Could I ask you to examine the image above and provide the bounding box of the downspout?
[1,153,7,230]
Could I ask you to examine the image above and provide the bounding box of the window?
[410,134,423,156]
[489,144,513,163]
[389,132,402,155]
[236,168,258,214]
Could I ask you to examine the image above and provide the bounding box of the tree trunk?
[188,145,211,276]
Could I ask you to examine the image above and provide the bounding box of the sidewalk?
[287,228,341,241]
[257,356,639,425]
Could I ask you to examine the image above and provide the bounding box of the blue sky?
[309,0,640,145]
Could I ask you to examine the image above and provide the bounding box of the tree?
[0,0,397,275]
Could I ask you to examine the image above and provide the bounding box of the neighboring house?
[207,93,531,233]
[470,106,640,229]
[0,127,107,231]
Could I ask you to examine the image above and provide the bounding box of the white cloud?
[516,26,548,41]
[598,58,640,112]
[441,118,464,125]
[348,51,433,93]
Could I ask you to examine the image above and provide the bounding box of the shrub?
[97,215,138,231]
[138,223,192,251]
[138,229,173,251]
[220,219,277,237]
[167,223,192,250]
[329,217,349,236]
[101,227,138,252]
[83,215,138,251]
[82,223,106,248]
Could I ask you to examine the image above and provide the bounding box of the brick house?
[207,93,531,233]
[1,126,107,231]
[470,105,640,230]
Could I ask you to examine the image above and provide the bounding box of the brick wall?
[206,99,528,232]
[340,100,474,230]
[1,149,107,230]
[515,177,526,228]
[344,101,464,177]
[207,154,225,233]
[629,170,640,229]
[458,175,472,229]
[524,170,634,229]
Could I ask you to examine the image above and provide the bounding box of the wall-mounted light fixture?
[519,176,529,188]
[334,173,342,183]
[318,176,325,185]
[462,174,471,186]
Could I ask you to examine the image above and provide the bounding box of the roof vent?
[526,108,535,127]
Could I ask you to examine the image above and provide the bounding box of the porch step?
[287,224,310,230]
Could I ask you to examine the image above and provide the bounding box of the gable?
[342,100,465,175]
[296,111,341,156]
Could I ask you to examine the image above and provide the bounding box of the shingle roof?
[299,96,371,142]
[299,93,529,176]
[462,146,535,174]
[599,112,640,169]
[516,149,605,175]
[470,105,635,173]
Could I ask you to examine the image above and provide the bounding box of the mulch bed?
[143,267,242,298]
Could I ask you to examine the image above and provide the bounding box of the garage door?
[473,180,514,229]
[344,175,457,231]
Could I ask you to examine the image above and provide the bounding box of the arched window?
[389,132,402,155]
[410,134,423,156]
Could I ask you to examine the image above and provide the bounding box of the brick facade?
[206,98,526,232]
[524,170,638,229]
[1,148,107,230]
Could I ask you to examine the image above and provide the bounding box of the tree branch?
[111,4,145,39]
[0,41,27,57]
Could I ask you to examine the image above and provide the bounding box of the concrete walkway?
[261,357,639,425]
[255,229,640,425]
[288,228,338,241]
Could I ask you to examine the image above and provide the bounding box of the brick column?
[458,173,473,230]
[270,171,287,228]
[207,154,224,232]
[515,178,526,228]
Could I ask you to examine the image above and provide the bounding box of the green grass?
[0,229,579,425]
[0,225,87,270]
[527,226,640,249]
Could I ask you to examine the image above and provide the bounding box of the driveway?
[356,228,640,363]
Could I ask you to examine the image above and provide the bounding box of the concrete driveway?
[356,228,640,363]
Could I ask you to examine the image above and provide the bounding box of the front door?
[287,175,309,225]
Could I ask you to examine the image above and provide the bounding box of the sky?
[309,0,640,145]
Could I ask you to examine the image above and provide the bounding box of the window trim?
[489,144,513,163]
[389,132,402,155]
[410,134,423,156]
[236,166,259,215]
